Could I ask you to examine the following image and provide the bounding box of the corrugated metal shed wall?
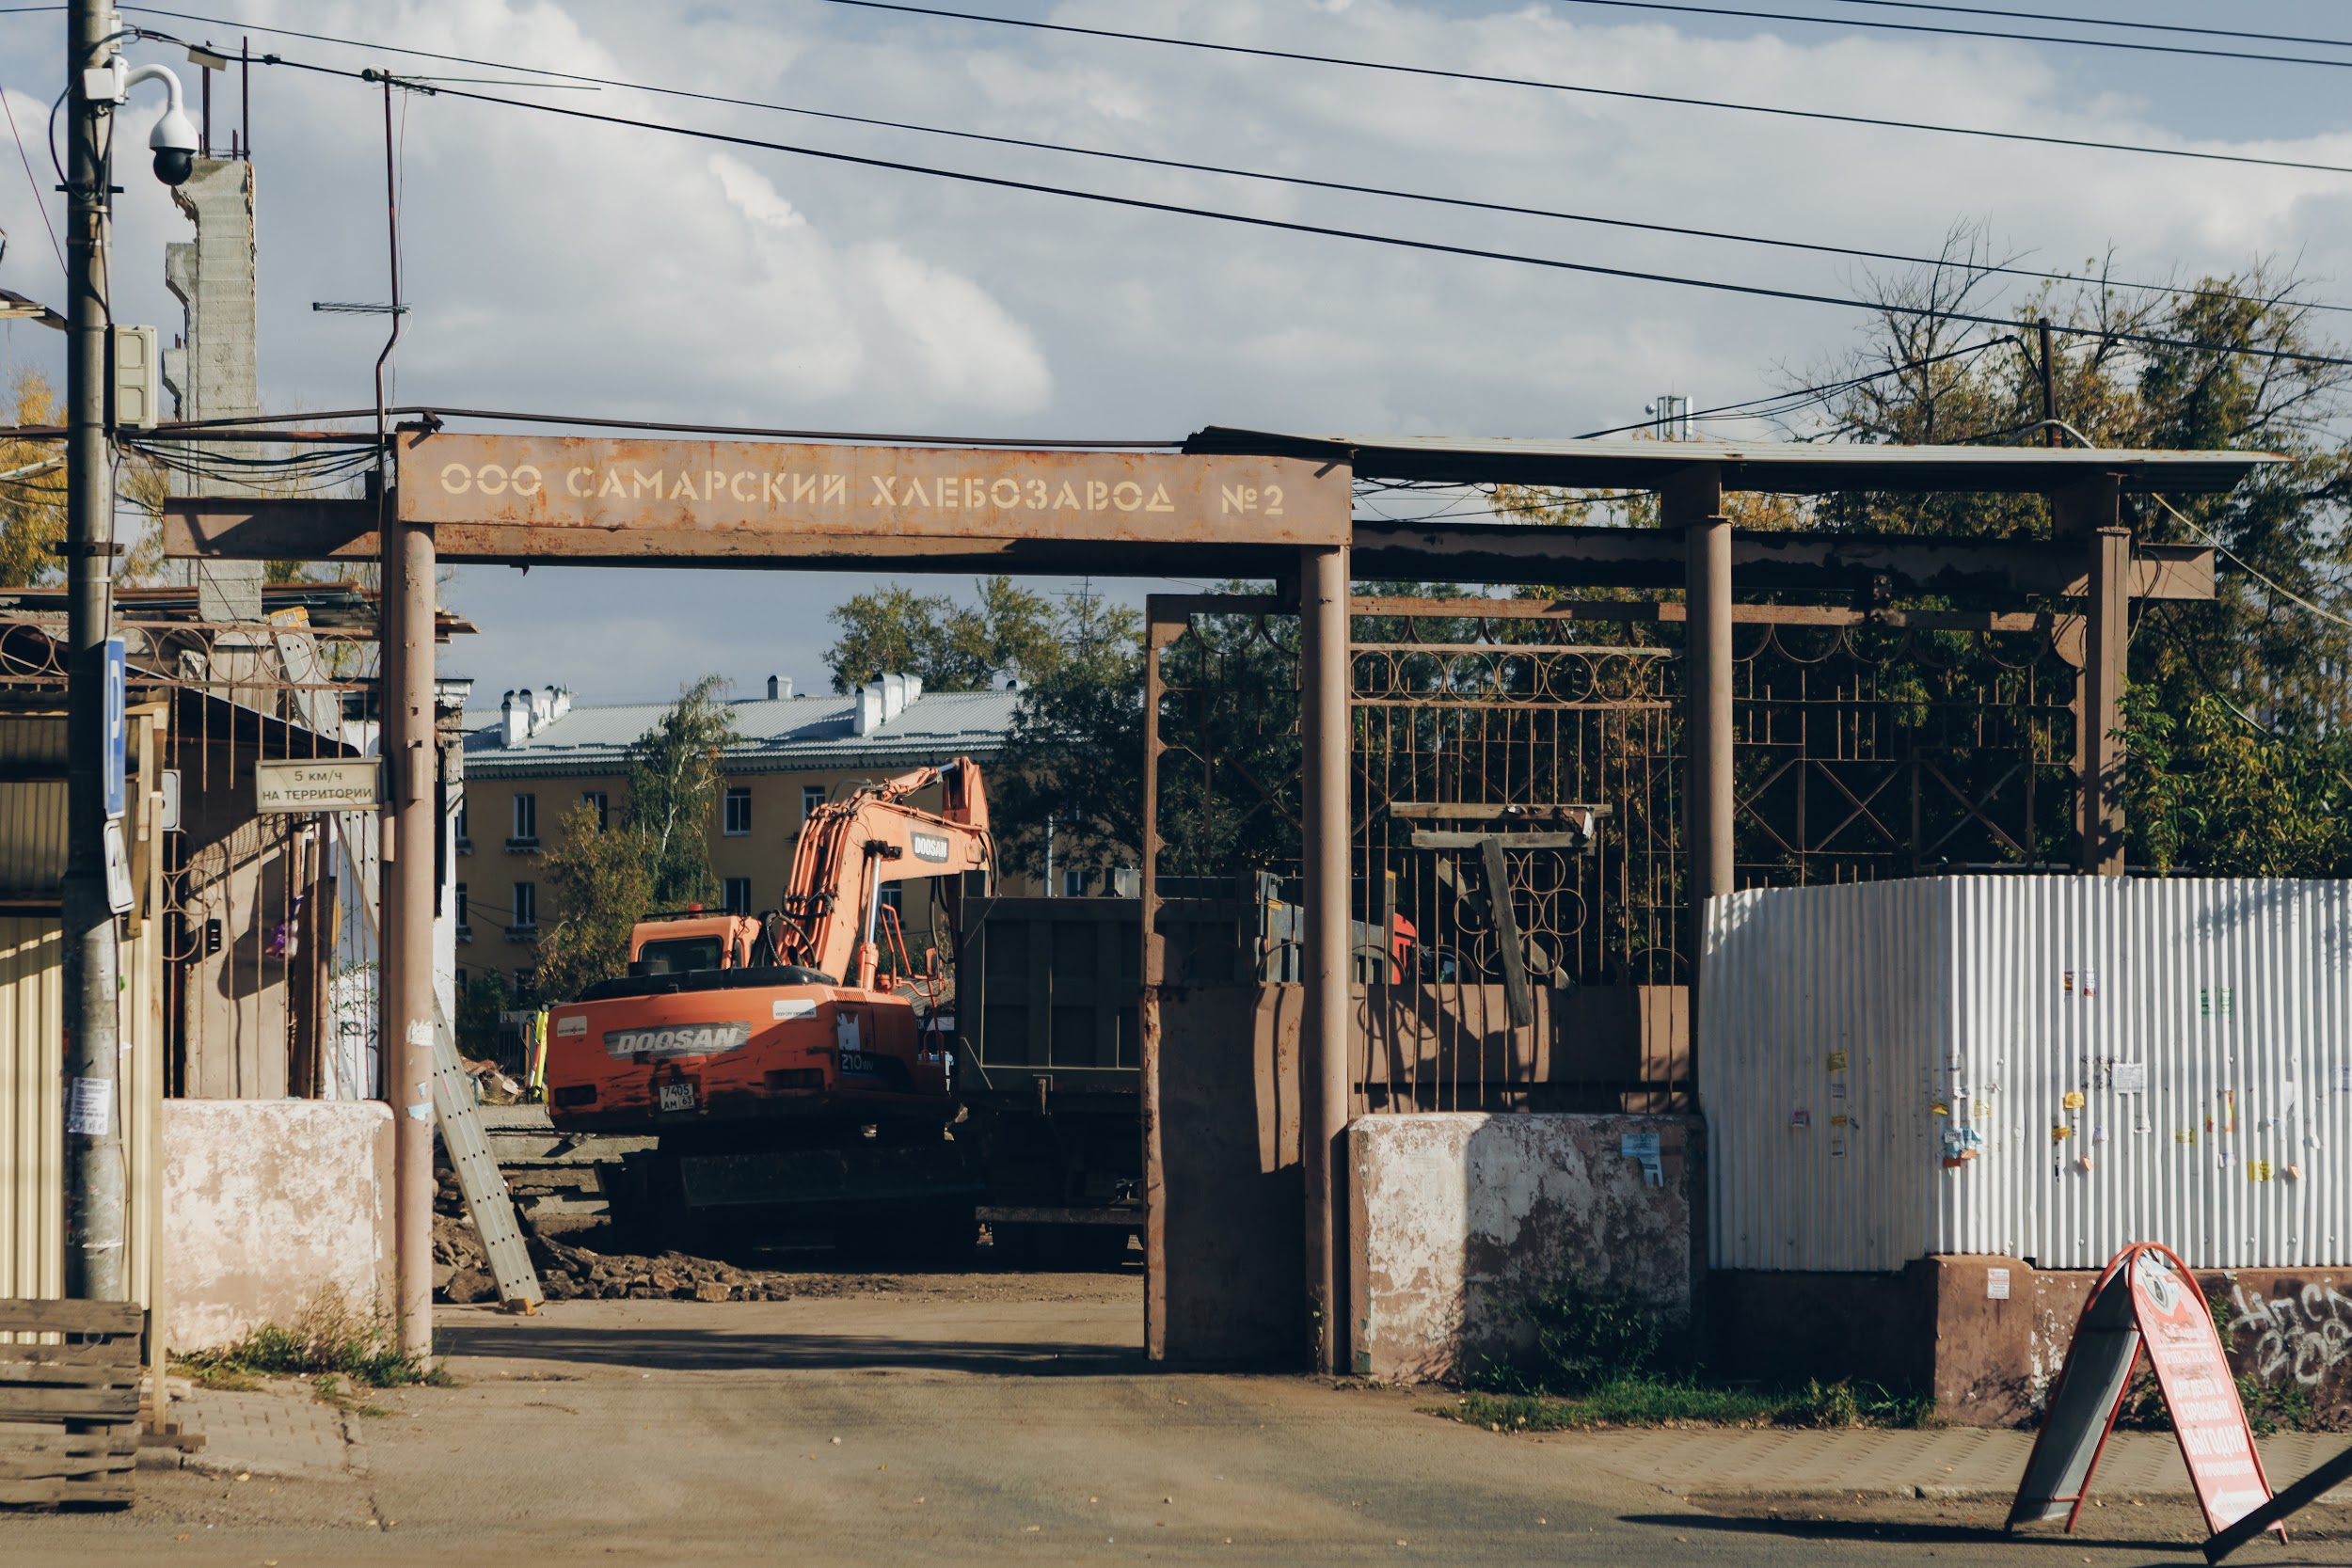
[0,918,63,1296]
[0,916,165,1304]
[0,704,167,1311]
[1705,877,2352,1273]
[0,715,67,891]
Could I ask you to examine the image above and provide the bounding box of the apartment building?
[456,673,1020,992]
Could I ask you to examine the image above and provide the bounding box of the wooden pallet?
[0,1298,143,1510]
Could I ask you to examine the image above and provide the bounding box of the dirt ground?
[8,1273,2345,1567]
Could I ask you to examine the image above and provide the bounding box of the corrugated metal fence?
[1705,876,2352,1272]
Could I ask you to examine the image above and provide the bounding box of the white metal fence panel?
[1705,877,2352,1272]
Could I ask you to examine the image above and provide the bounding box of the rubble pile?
[432,1165,863,1305]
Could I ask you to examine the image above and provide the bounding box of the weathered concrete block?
[1348,1112,1703,1383]
[163,1099,394,1351]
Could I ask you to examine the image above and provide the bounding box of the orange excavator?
[542,758,993,1246]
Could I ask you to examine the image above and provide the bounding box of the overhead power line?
[1542,0,2352,70]
[798,0,2352,181]
[107,9,2352,322]
[1815,1,2352,53]
[246,52,2352,372]
[128,4,2352,179]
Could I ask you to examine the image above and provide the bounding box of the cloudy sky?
[0,0,2347,702]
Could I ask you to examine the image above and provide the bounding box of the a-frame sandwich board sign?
[2008,1243,2282,1540]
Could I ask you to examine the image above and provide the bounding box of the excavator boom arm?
[774,756,993,981]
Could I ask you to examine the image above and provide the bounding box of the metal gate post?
[1299,544,1351,1374]
[2055,474,2127,876]
[1668,466,1732,954]
[1138,599,1176,1364]
[384,511,438,1356]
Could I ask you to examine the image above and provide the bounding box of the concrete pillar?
[383,515,437,1355]
[1666,467,1732,946]
[2055,476,2127,876]
[1299,545,1351,1374]
[162,157,262,623]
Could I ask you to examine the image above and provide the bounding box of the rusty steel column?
[384,513,437,1356]
[2082,526,2131,875]
[1298,544,1351,1375]
[1666,467,1732,953]
[2055,475,2127,876]
[1138,600,1176,1365]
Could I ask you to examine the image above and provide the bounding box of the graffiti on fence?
[2230,1280,2352,1386]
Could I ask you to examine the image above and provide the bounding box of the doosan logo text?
[604,1022,753,1059]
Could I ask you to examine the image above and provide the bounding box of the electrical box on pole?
[108,325,158,429]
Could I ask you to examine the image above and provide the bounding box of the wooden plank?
[1390,802,1607,822]
[1410,830,1593,850]
[1354,520,2219,599]
[0,1387,141,1420]
[0,1443,137,1481]
[0,1338,142,1368]
[0,1299,143,1337]
[1354,595,2050,631]
[0,1361,140,1386]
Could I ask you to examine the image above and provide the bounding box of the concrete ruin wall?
[162,1099,393,1351]
[1348,1112,1704,1383]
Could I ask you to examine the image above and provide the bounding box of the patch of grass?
[178,1361,261,1393]
[2112,1362,2335,1437]
[1445,1281,1936,1434]
[176,1288,456,1391]
[1438,1378,1936,1433]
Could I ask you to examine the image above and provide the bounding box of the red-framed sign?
[2008,1242,2281,1540]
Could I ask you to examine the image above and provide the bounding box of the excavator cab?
[628,913,770,978]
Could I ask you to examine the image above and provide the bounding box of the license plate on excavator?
[656,1081,697,1113]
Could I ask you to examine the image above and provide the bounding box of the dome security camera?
[150,106,198,185]
[120,63,198,186]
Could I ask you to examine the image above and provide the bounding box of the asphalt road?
[7,1273,2334,1566]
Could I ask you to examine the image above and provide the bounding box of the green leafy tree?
[991,589,1147,876]
[532,801,658,1003]
[825,575,1061,692]
[0,369,67,586]
[2121,685,2352,878]
[623,675,736,910]
[453,971,511,1059]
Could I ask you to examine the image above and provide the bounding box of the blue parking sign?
[103,636,124,819]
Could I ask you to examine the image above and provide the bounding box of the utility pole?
[2039,318,2058,448]
[370,72,437,1358]
[62,0,126,1300]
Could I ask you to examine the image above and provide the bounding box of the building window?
[1063,867,1089,898]
[878,885,902,914]
[723,786,752,836]
[510,881,537,936]
[723,877,752,916]
[454,798,469,847]
[510,792,537,845]
[455,882,469,940]
[581,790,609,832]
[802,784,827,822]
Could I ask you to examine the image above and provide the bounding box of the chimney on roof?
[853,682,879,736]
[767,674,791,700]
[545,686,571,723]
[500,689,528,747]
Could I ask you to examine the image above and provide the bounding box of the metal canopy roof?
[1184,428,2284,495]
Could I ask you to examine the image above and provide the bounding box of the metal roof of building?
[1184,428,2283,495]
[461,688,1021,779]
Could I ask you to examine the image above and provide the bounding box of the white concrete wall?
[1348,1112,1702,1384]
[162,1100,394,1351]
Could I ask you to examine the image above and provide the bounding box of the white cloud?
[0,0,2341,699]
